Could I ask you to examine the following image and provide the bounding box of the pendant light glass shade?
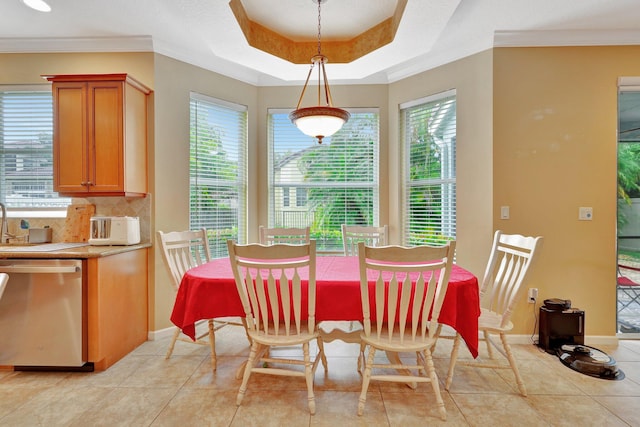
[289,1,349,143]
[289,105,350,143]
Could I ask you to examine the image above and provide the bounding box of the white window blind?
[401,90,456,246]
[0,87,70,210]
[268,109,379,252]
[190,93,247,257]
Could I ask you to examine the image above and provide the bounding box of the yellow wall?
[152,54,258,330]
[494,46,640,336]
[0,52,154,85]
[389,50,495,282]
[3,45,639,339]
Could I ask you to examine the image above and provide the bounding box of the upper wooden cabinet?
[44,74,151,197]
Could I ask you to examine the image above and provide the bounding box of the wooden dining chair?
[357,240,456,420]
[341,224,388,256]
[444,230,543,396]
[259,226,310,245]
[227,239,327,415]
[617,263,640,316]
[157,228,243,373]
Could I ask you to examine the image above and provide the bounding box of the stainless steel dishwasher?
[0,259,88,370]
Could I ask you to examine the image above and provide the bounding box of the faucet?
[0,203,14,244]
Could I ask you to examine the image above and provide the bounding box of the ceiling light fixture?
[289,0,349,144]
[22,0,51,12]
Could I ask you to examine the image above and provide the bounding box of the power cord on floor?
[530,299,539,346]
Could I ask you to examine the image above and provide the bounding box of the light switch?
[579,207,593,221]
[500,206,510,220]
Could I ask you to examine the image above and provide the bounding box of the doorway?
[617,85,640,336]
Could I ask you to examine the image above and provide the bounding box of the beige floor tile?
[151,388,238,426]
[182,355,245,390]
[310,390,389,427]
[451,393,546,426]
[68,387,176,427]
[0,385,55,420]
[527,395,628,427]
[120,354,203,388]
[58,354,149,388]
[595,395,640,426]
[439,362,514,394]
[383,390,469,426]
[0,385,112,426]
[1,332,639,427]
[314,356,365,392]
[495,357,586,395]
[230,389,312,427]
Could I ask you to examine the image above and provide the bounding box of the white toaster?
[88,216,141,245]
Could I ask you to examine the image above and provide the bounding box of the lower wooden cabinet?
[86,248,148,370]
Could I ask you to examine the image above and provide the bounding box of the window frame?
[267,108,380,252]
[0,84,70,217]
[189,92,248,257]
[400,89,457,247]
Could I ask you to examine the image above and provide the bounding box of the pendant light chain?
[289,0,350,144]
[317,0,322,56]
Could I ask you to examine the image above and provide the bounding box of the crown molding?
[494,30,640,47]
[0,36,154,53]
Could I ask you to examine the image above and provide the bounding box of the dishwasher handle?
[0,265,80,274]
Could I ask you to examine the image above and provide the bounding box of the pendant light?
[289,0,350,144]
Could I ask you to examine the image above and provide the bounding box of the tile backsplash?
[5,196,151,243]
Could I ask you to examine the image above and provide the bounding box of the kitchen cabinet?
[87,248,148,371]
[45,74,151,197]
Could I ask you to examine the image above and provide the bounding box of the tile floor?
[1,324,640,427]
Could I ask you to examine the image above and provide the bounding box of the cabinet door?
[53,82,89,193]
[88,81,124,193]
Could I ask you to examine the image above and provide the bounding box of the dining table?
[171,255,481,358]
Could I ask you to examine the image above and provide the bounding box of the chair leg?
[165,327,181,359]
[208,319,217,372]
[423,349,446,421]
[484,330,494,358]
[316,337,328,373]
[500,333,527,396]
[357,341,366,375]
[237,341,259,406]
[303,342,316,415]
[358,346,376,416]
[445,333,461,390]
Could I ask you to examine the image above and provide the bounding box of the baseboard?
[148,326,175,341]
[506,334,619,347]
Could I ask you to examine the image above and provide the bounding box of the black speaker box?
[538,306,585,353]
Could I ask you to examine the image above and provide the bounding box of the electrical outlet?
[528,287,538,303]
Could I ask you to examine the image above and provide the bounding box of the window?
[190,93,247,257]
[268,109,379,252]
[0,87,70,211]
[400,90,456,246]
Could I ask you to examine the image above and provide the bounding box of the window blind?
[400,90,456,246]
[268,109,379,252]
[190,93,247,257]
[0,88,70,210]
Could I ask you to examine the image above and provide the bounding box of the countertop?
[0,242,151,259]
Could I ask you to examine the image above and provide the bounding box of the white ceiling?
[2,0,640,86]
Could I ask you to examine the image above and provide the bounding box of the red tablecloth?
[171,256,481,357]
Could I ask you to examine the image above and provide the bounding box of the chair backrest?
[342,224,388,256]
[358,240,456,344]
[157,228,211,291]
[480,230,543,328]
[0,273,8,301]
[259,226,310,245]
[227,240,317,336]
